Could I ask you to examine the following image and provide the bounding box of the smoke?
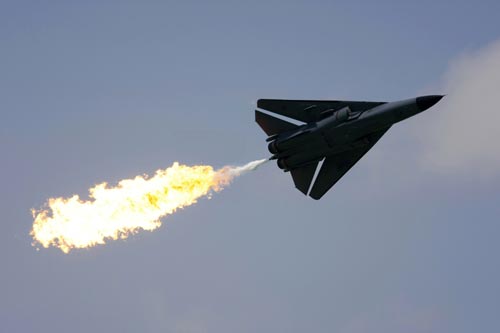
[218,158,268,178]
[421,39,500,178]
[31,159,267,253]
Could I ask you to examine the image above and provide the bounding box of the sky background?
[2,1,500,332]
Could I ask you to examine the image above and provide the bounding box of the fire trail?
[31,159,267,253]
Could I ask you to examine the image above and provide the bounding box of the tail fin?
[255,110,298,136]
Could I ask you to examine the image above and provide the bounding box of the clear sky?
[2,1,500,332]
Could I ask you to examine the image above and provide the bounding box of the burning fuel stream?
[31,159,268,253]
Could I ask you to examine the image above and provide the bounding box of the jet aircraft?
[255,95,443,199]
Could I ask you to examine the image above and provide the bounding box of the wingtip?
[309,194,322,200]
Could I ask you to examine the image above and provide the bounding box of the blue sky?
[1,2,500,332]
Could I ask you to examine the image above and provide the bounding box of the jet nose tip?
[416,95,444,111]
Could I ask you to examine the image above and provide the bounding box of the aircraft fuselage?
[268,96,442,171]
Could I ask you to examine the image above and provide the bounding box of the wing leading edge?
[258,99,386,123]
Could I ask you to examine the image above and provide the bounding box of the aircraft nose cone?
[416,95,444,111]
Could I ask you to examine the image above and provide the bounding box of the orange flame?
[31,159,266,253]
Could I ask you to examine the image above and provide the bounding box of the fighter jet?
[255,95,443,199]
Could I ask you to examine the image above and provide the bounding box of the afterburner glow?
[31,159,266,253]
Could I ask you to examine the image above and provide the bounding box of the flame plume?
[31,159,267,253]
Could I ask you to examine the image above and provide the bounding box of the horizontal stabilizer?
[308,153,358,200]
[255,110,298,136]
[308,127,391,200]
[290,162,319,195]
